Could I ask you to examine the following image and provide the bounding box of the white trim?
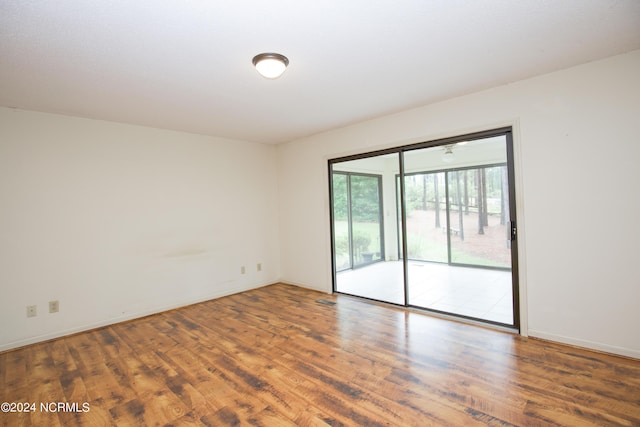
[529,330,640,360]
[279,279,332,294]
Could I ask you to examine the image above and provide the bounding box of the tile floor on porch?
[336,260,513,324]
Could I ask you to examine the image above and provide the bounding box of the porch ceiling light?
[442,145,455,163]
[252,53,289,79]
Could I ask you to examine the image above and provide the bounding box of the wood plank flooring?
[1,283,639,426]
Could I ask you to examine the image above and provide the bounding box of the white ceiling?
[1,1,640,144]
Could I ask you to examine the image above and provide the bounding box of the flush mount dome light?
[252,53,289,79]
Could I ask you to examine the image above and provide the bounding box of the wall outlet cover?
[27,305,37,318]
[49,300,59,313]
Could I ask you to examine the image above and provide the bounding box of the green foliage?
[352,229,371,254]
[401,167,507,216]
[332,173,381,222]
[402,173,446,215]
[335,234,349,254]
[350,175,380,222]
[333,233,350,270]
[332,174,349,220]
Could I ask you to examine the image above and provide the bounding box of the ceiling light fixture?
[442,145,455,163]
[252,53,289,79]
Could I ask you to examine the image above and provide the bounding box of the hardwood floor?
[1,283,639,426]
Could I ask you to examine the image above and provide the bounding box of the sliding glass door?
[403,135,516,324]
[330,128,519,328]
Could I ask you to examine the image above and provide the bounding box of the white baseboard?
[0,280,273,353]
[528,329,640,360]
[278,279,332,294]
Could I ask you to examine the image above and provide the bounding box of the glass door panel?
[332,173,351,271]
[331,154,404,305]
[403,135,515,325]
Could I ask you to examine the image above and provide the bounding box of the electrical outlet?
[257,263,262,272]
[241,266,246,274]
[49,300,59,313]
[27,305,37,318]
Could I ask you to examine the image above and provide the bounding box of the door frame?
[328,127,520,331]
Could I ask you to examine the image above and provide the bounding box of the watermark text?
[1,402,90,413]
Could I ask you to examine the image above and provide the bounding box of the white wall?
[277,50,640,358]
[0,108,280,351]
